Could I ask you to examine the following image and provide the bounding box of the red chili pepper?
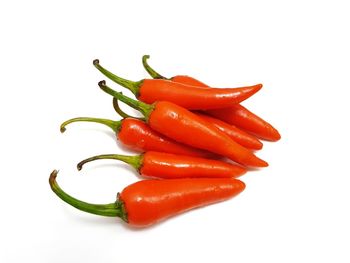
[77,151,246,179]
[49,170,245,227]
[93,59,262,110]
[195,112,263,150]
[99,81,268,168]
[113,98,262,150]
[60,116,212,158]
[142,55,281,141]
[206,105,281,141]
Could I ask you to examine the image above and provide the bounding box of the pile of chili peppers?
[50,56,280,228]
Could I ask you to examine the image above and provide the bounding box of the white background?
[1,0,349,262]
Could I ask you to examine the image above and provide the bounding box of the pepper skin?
[112,97,262,150]
[77,151,246,179]
[60,117,213,158]
[122,177,245,227]
[195,112,263,150]
[93,59,262,110]
[142,55,280,141]
[99,81,268,168]
[137,79,262,110]
[49,170,245,227]
[206,105,281,141]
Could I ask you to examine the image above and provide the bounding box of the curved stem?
[93,59,142,97]
[60,117,121,133]
[112,98,145,121]
[77,154,143,172]
[49,170,127,221]
[99,81,154,122]
[142,55,167,79]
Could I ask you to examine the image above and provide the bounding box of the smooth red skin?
[168,75,280,141]
[148,101,268,167]
[206,104,281,141]
[195,112,263,150]
[169,77,263,149]
[117,118,213,158]
[138,79,262,110]
[120,178,245,227]
[140,151,246,179]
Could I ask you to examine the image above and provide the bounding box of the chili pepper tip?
[93,59,99,65]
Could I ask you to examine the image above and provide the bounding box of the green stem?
[112,98,145,121]
[142,55,167,79]
[49,170,128,221]
[93,59,142,97]
[99,81,154,122]
[77,154,143,172]
[60,117,121,133]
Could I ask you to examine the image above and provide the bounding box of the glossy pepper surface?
[77,151,246,179]
[49,170,245,227]
[93,59,262,110]
[113,97,262,151]
[195,112,263,150]
[99,81,268,168]
[142,55,280,141]
[60,117,212,158]
[206,105,281,141]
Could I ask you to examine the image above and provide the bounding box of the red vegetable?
[77,151,246,179]
[195,112,263,150]
[142,55,281,141]
[206,105,281,141]
[113,97,262,150]
[99,81,268,168]
[49,170,245,227]
[93,59,262,110]
[60,116,213,158]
